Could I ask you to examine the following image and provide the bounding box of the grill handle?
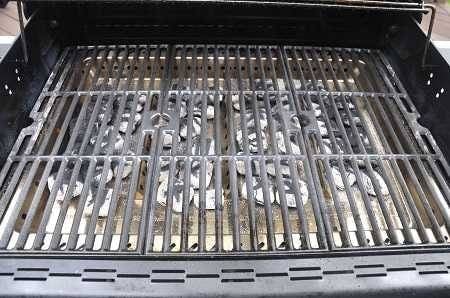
[16,0,28,64]
[422,3,436,68]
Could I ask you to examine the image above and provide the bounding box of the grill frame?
[0,43,450,256]
[1,5,450,297]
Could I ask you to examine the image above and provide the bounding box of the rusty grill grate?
[0,45,449,254]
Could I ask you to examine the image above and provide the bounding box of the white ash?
[247,111,269,130]
[274,179,309,207]
[83,188,113,217]
[322,138,345,154]
[170,82,189,91]
[317,120,328,136]
[98,188,113,217]
[47,171,84,201]
[189,137,215,156]
[97,108,111,124]
[135,102,144,113]
[158,168,170,183]
[236,160,261,176]
[270,95,294,122]
[192,93,216,119]
[360,170,389,197]
[236,110,269,153]
[178,93,219,119]
[330,166,356,191]
[162,133,179,148]
[342,113,361,127]
[231,94,241,110]
[111,158,134,180]
[158,158,215,191]
[305,82,326,92]
[190,160,214,190]
[92,163,113,187]
[193,188,224,210]
[137,94,147,109]
[347,129,371,153]
[109,94,143,134]
[266,160,292,177]
[231,93,265,111]
[157,179,194,213]
[168,93,182,116]
[118,113,142,134]
[178,98,188,118]
[276,79,286,91]
[172,136,214,156]
[239,176,276,205]
[237,131,268,153]
[90,126,125,153]
[95,96,114,123]
[159,158,171,170]
[311,102,322,117]
[335,97,355,110]
[275,132,301,154]
[180,116,202,139]
[255,79,275,91]
[230,79,243,91]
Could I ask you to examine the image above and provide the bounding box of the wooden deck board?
[421,2,450,41]
[0,2,18,36]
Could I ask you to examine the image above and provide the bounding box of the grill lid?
[22,0,424,12]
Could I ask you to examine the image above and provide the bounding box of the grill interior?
[0,44,449,254]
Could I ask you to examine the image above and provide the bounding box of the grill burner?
[0,44,449,254]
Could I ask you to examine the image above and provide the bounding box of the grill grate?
[0,44,449,254]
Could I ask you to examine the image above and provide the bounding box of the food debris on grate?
[0,45,449,254]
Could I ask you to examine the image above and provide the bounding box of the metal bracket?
[421,3,436,68]
[16,0,28,63]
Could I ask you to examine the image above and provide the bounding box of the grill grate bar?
[99,46,150,250]
[366,50,449,242]
[49,93,117,250]
[311,49,358,247]
[81,50,128,249]
[144,45,174,252]
[342,51,420,244]
[353,53,441,250]
[320,48,402,246]
[256,46,294,250]
[281,46,334,249]
[0,45,449,254]
[180,46,196,252]
[197,46,209,252]
[269,48,313,249]
[125,46,157,252]
[213,46,224,252]
[235,47,260,251]
[316,84,370,245]
[161,48,186,252]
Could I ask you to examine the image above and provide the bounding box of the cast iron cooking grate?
[0,44,449,254]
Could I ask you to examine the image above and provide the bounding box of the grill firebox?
[0,44,449,254]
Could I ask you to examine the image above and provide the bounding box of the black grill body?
[0,1,450,296]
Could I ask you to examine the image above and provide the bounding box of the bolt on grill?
[0,44,449,254]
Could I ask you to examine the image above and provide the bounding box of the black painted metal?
[1,253,450,297]
[0,1,450,296]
